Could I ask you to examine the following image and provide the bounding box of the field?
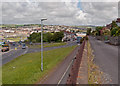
[2,45,77,84]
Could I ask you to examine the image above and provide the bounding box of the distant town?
[0,24,93,42]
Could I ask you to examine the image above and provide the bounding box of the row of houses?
[100,18,120,35]
[96,18,120,45]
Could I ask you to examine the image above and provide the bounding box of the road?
[2,44,28,65]
[89,36,118,84]
[27,42,77,53]
[2,41,77,65]
[39,45,80,84]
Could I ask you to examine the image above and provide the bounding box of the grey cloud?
[81,2,118,25]
[1,2,119,25]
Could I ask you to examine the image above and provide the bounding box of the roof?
[116,18,120,23]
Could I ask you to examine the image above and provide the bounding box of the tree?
[44,32,53,43]
[53,31,64,42]
[111,21,118,30]
[91,31,97,35]
[87,28,91,35]
[111,27,118,36]
[28,32,40,42]
[27,31,64,43]
[95,26,103,36]
[111,26,120,36]
[102,29,110,36]
[115,27,120,36]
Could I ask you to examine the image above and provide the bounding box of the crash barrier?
[66,40,85,84]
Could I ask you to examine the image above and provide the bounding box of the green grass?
[27,42,67,48]
[87,41,102,84]
[6,37,27,42]
[2,45,77,84]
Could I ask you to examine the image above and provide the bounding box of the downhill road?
[39,45,80,84]
[89,36,118,84]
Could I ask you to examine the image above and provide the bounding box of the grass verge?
[6,37,27,42]
[2,45,77,84]
[27,42,66,48]
[87,41,103,84]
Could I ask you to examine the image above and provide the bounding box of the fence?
[66,40,85,84]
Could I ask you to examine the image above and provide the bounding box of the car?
[22,43,26,49]
[77,36,82,43]
[12,42,16,46]
[104,40,110,43]
[18,40,22,45]
[1,44,9,52]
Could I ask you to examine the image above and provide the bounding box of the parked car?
[104,40,110,43]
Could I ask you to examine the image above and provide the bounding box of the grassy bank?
[27,42,67,48]
[6,37,27,42]
[2,45,77,84]
[87,41,102,84]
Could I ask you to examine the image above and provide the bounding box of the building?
[116,18,120,26]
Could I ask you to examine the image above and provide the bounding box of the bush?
[80,38,84,44]
[86,36,88,40]
[111,27,120,37]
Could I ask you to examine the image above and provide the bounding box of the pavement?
[2,41,77,65]
[89,36,118,84]
[39,45,80,84]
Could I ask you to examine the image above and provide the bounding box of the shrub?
[80,38,84,44]
[86,36,88,40]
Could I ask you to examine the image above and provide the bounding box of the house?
[100,27,110,35]
[106,24,112,29]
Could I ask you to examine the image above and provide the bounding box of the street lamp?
[41,18,47,71]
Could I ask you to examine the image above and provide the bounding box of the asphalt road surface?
[89,36,118,84]
[2,45,28,65]
[27,41,77,53]
[39,45,80,84]
[2,41,77,65]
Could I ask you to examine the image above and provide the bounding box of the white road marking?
[57,56,75,85]
[22,46,28,55]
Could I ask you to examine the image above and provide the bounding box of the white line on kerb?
[57,56,75,85]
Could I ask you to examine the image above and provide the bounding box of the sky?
[0,0,119,26]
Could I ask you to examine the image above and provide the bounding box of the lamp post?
[41,18,47,71]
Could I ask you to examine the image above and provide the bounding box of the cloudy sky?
[1,0,119,26]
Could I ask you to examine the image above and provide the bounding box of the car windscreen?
[22,44,26,46]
